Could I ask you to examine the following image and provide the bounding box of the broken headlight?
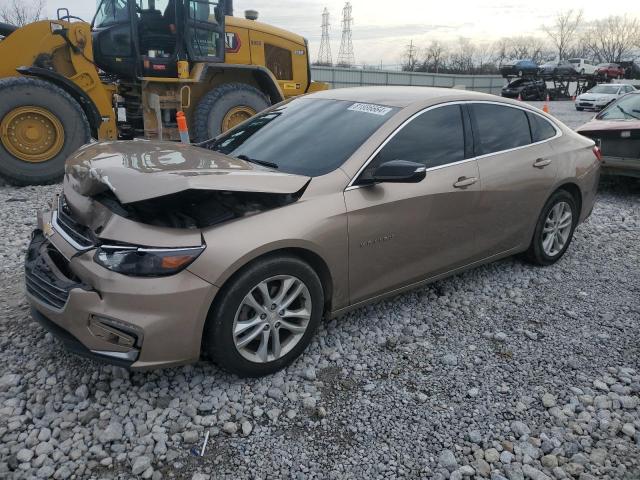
[94,245,205,277]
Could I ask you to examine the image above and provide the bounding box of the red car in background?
[596,63,625,79]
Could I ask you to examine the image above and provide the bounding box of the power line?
[316,7,332,66]
[337,2,355,67]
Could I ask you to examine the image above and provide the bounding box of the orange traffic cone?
[542,94,550,113]
[177,111,190,144]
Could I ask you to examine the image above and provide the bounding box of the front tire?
[193,83,270,142]
[203,255,324,377]
[0,77,91,185]
[524,190,578,266]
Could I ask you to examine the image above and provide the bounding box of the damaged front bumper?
[25,209,218,370]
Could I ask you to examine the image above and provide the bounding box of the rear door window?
[527,112,557,142]
[470,104,532,155]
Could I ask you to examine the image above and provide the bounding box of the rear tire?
[203,255,324,377]
[193,83,270,142]
[524,190,578,266]
[0,77,91,185]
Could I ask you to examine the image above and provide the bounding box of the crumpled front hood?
[65,141,311,204]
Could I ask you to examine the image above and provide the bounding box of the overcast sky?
[48,0,640,65]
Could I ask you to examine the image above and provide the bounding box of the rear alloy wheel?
[524,190,577,266]
[204,255,324,377]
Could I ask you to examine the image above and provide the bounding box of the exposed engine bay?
[93,188,305,229]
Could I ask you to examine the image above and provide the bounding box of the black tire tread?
[193,82,269,142]
[524,189,578,266]
[0,76,91,185]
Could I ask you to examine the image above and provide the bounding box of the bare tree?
[473,42,496,74]
[584,15,640,63]
[448,37,475,73]
[401,40,419,72]
[0,0,45,27]
[493,36,551,65]
[542,9,584,59]
[422,40,448,73]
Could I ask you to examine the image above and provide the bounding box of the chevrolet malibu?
[26,87,601,377]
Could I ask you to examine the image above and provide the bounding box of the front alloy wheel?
[233,275,312,363]
[204,255,324,377]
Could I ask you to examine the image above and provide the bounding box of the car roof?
[305,86,505,108]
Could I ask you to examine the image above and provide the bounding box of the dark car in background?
[501,78,547,100]
[577,92,640,178]
[538,61,575,78]
[595,63,625,80]
[500,59,538,78]
[617,61,640,80]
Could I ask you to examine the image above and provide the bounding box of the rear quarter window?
[527,112,557,142]
[470,104,532,155]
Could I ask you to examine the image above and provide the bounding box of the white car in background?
[575,84,635,111]
[569,58,597,75]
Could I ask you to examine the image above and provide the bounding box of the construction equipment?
[0,0,327,185]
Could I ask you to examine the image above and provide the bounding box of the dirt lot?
[0,99,638,480]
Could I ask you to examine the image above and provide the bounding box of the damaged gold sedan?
[26,87,600,376]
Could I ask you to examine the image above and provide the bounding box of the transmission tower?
[316,8,332,66]
[337,2,355,67]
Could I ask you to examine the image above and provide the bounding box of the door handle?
[453,176,478,188]
[533,158,551,168]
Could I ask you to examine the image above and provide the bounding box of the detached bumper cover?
[31,307,136,368]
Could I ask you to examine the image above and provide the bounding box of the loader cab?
[91,0,227,79]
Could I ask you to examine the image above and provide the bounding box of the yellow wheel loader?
[0,0,327,185]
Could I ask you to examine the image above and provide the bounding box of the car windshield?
[597,94,640,120]
[569,59,580,64]
[202,98,400,176]
[589,85,619,94]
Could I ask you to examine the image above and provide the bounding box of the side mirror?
[372,160,426,183]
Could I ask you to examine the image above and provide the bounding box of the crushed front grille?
[25,231,86,310]
[53,195,95,249]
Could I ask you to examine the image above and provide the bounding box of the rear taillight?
[593,145,602,161]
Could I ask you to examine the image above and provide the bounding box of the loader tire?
[0,77,91,185]
[193,83,270,142]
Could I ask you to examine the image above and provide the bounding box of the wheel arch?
[15,67,101,138]
[193,63,285,106]
[211,245,334,316]
[555,182,583,218]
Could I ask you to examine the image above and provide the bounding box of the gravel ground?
[0,103,639,480]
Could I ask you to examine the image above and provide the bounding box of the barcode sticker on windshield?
[348,103,392,116]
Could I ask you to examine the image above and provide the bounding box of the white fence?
[311,66,505,95]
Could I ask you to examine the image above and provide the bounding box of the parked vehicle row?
[500,58,631,80]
